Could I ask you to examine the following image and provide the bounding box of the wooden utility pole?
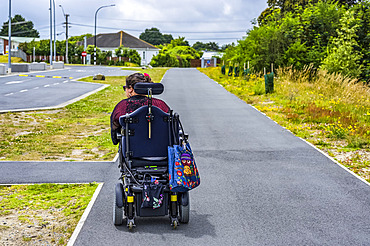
[64,14,69,64]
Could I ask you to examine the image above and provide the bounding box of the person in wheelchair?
[110,72,170,145]
[111,72,190,229]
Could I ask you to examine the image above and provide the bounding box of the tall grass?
[199,66,370,180]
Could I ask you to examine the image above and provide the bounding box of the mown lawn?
[199,66,370,182]
[0,67,169,161]
[0,183,98,245]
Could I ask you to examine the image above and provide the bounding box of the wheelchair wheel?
[113,183,124,225]
[128,221,134,230]
[179,194,190,223]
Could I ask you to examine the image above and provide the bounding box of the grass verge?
[0,55,23,63]
[0,67,169,161]
[0,183,98,245]
[198,66,370,182]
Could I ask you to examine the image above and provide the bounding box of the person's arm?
[110,100,126,145]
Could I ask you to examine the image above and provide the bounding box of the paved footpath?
[1,68,370,245]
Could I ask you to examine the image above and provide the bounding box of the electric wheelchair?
[113,82,190,229]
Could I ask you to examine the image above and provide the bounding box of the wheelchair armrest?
[178,130,189,145]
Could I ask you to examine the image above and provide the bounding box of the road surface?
[0,65,136,112]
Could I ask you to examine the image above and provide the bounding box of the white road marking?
[20,89,28,93]
[4,93,14,96]
[33,87,39,89]
[63,80,69,83]
[53,82,59,85]
[6,81,24,84]
[44,84,50,87]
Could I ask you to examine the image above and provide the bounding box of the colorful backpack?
[168,143,200,192]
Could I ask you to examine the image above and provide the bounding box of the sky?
[0,0,268,46]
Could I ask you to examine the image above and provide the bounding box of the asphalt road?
[1,68,370,245]
[0,65,137,112]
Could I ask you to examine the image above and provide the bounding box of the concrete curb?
[67,183,104,246]
[0,84,109,113]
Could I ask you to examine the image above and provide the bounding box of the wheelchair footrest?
[135,166,167,174]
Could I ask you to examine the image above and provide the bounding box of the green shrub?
[253,78,265,95]
[115,46,141,66]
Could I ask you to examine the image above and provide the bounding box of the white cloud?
[0,0,267,45]
[223,3,232,15]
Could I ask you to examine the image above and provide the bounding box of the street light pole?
[53,0,56,62]
[94,4,115,65]
[49,0,53,67]
[8,0,11,73]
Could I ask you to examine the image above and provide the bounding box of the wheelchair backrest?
[119,105,170,158]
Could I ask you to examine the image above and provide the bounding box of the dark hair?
[126,73,152,88]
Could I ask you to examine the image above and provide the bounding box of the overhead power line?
[69,22,246,34]
[187,37,241,40]
[4,21,32,26]
[73,15,251,24]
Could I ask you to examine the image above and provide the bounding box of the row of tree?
[224,0,370,81]
[19,39,141,65]
[1,14,225,67]
[139,27,230,51]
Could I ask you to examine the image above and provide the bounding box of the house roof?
[0,36,40,43]
[201,51,223,59]
[83,31,159,50]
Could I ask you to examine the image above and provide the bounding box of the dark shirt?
[110,95,170,145]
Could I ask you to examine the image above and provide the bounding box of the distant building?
[0,36,40,55]
[200,51,223,68]
[82,31,159,66]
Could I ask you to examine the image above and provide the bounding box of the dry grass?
[0,183,98,246]
[0,68,169,161]
[0,55,23,63]
[199,66,370,182]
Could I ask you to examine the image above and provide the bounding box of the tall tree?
[0,14,39,37]
[192,41,220,51]
[163,34,173,44]
[69,34,93,42]
[321,9,363,78]
[267,0,361,14]
[170,37,189,47]
[139,27,173,45]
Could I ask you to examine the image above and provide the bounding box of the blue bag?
[168,143,200,192]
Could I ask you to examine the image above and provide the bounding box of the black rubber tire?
[113,185,124,225]
[179,196,190,223]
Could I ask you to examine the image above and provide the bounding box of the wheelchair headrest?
[134,83,164,95]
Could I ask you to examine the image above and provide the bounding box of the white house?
[0,36,40,55]
[83,31,159,66]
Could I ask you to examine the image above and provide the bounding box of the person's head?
[124,73,152,98]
